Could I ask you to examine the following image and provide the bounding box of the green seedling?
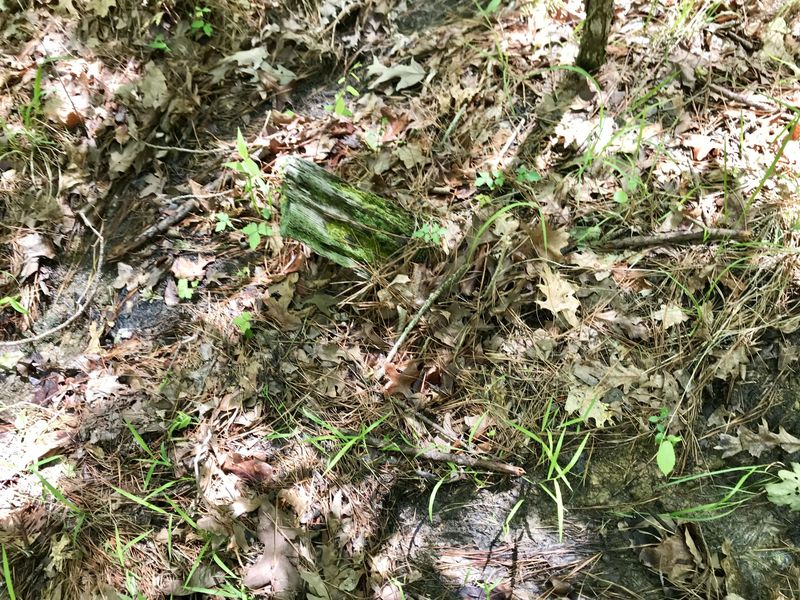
[167,411,193,436]
[0,295,26,314]
[109,523,152,570]
[225,128,273,215]
[325,64,362,118]
[302,408,389,473]
[478,0,503,16]
[475,169,505,190]
[664,465,765,520]
[507,396,589,540]
[191,6,213,37]
[515,165,541,184]
[232,311,253,337]
[502,499,524,537]
[176,278,199,300]
[362,120,387,151]
[20,64,44,130]
[241,222,271,250]
[30,457,82,514]
[148,34,171,52]
[215,212,233,231]
[429,463,458,522]
[124,419,173,490]
[412,221,447,245]
[140,287,161,303]
[649,407,682,476]
[2,544,17,600]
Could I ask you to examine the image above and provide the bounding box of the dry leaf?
[536,265,580,327]
[16,233,56,279]
[565,384,613,427]
[652,304,689,329]
[139,62,169,109]
[382,361,420,397]
[528,220,570,262]
[367,57,426,91]
[715,420,800,458]
[171,255,214,280]
[639,533,696,581]
[711,344,747,381]
[244,502,301,596]
[222,453,276,484]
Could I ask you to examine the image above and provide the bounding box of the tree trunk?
[576,0,614,73]
[279,158,414,273]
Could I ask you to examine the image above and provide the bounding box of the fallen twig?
[110,195,199,260]
[366,434,525,476]
[708,82,775,112]
[598,228,750,250]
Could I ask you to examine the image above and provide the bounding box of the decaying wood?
[279,157,414,273]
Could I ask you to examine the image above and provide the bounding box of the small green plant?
[302,408,389,473]
[167,411,193,437]
[191,6,213,37]
[241,222,271,250]
[106,524,152,600]
[507,396,589,541]
[475,169,505,190]
[176,278,199,300]
[502,499,524,537]
[124,419,173,490]
[140,287,161,303]
[214,212,233,232]
[649,407,682,476]
[663,465,765,520]
[412,221,447,245]
[477,0,503,17]
[148,34,171,52]
[224,129,273,226]
[429,463,458,522]
[232,311,253,337]
[30,457,86,538]
[515,165,541,184]
[0,295,26,314]
[362,118,388,151]
[325,64,361,118]
[20,64,44,130]
[2,544,17,600]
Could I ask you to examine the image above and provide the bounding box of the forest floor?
[1,0,800,599]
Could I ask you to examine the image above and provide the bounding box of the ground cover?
[1,0,800,598]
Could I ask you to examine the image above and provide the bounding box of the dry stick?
[0,212,104,348]
[110,196,199,260]
[365,434,525,476]
[377,200,530,379]
[599,228,750,250]
[708,82,776,113]
[377,261,470,378]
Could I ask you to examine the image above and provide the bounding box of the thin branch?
[109,196,200,260]
[598,228,750,250]
[366,434,525,476]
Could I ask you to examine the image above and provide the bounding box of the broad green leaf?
[242,157,260,178]
[656,440,676,476]
[235,128,248,159]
